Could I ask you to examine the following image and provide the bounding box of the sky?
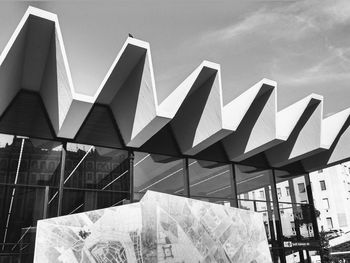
[0,0,350,116]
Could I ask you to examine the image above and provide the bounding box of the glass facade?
[61,143,129,215]
[235,166,321,263]
[0,133,321,263]
[188,159,232,199]
[133,152,184,199]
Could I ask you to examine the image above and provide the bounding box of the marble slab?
[34,191,272,263]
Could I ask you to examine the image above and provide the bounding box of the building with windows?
[310,164,350,233]
[1,6,350,263]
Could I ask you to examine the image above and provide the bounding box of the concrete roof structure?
[1,7,350,173]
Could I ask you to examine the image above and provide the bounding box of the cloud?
[202,10,275,42]
[153,0,350,114]
[199,4,314,44]
[276,71,350,87]
[196,0,350,113]
[307,46,350,74]
[199,0,350,46]
[315,0,350,26]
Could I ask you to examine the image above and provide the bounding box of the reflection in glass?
[60,143,129,215]
[235,165,271,201]
[274,171,312,241]
[62,189,129,215]
[0,134,63,262]
[0,133,320,262]
[64,143,128,190]
[0,185,46,258]
[188,159,231,198]
[133,152,184,196]
[235,165,317,247]
[0,135,62,186]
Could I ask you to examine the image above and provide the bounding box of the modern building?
[310,164,350,262]
[1,6,350,263]
[310,164,350,233]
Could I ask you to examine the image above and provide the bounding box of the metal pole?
[305,173,320,239]
[43,186,49,219]
[270,169,287,263]
[265,185,278,261]
[129,151,134,203]
[229,164,239,207]
[57,143,67,216]
[288,179,305,262]
[304,173,322,261]
[183,158,190,197]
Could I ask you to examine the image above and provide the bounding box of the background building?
[310,164,350,233]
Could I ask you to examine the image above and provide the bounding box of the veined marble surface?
[34,191,272,263]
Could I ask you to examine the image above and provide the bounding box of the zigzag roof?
[1,7,350,172]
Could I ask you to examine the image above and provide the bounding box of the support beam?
[129,151,134,203]
[288,179,305,261]
[305,174,321,242]
[42,186,49,219]
[229,164,238,207]
[57,143,66,216]
[183,158,190,198]
[270,169,286,263]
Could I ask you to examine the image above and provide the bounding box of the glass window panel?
[292,203,315,239]
[57,143,130,215]
[238,199,255,211]
[235,165,271,201]
[277,188,282,198]
[0,135,63,260]
[286,187,290,196]
[0,134,59,186]
[298,183,305,193]
[274,169,295,203]
[188,159,231,198]
[294,176,309,203]
[259,190,265,199]
[47,186,59,218]
[275,171,310,204]
[133,152,184,195]
[326,217,334,229]
[275,171,314,241]
[0,185,46,259]
[322,198,330,210]
[279,202,296,239]
[19,138,62,186]
[235,165,277,243]
[64,143,129,191]
[62,188,129,215]
[192,196,235,207]
[256,200,276,243]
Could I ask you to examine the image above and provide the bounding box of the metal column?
[229,164,239,207]
[43,186,49,219]
[57,143,67,216]
[288,179,305,262]
[183,158,190,198]
[305,173,322,262]
[129,151,135,203]
[265,185,278,262]
[270,169,287,263]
